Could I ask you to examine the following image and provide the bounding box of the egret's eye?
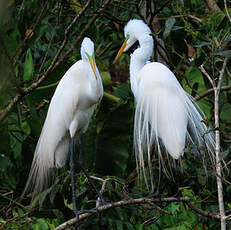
[125,33,130,40]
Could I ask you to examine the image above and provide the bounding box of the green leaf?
[115,220,123,230]
[184,66,206,94]
[36,219,49,230]
[32,187,53,207]
[0,154,9,170]
[165,225,187,230]
[101,71,112,87]
[215,50,231,57]
[135,223,143,230]
[194,41,211,47]
[10,132,22,159]
[114,83,131,103]
[31,224,39,230]
[23,48,34,86]
[21,120,31,137]
[163,17,176,39]
[221,103,231,122]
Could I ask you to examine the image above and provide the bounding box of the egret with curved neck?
[115,19,215,187]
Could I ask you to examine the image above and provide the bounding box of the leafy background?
[0,0,230,229]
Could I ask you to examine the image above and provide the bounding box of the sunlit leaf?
[215,50,231,57]
[163,17,176,39]
[23,48,34,86]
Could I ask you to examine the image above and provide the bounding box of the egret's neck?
[130,33,153,96]
[86,61,103,102]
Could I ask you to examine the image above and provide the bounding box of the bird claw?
[96,197,110,208]
[147,189,163,207]
[78,208,98,215]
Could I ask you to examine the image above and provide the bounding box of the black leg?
[78,134,105,204]
[173,160,183,201]
[69,137,79,228]
[153,159,162,197]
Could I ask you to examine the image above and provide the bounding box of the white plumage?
[115,19,215,180]
[24,37,103,197]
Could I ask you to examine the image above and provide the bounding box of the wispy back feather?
[134,66,215,185]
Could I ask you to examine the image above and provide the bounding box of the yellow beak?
[113,40,127,64]
[89,58,97,80]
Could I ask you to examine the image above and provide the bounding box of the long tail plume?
[134,86,215,187]
[22,121,69,200]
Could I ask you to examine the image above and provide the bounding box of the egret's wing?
[134,76,187,177]
[23,61,85,198]
[134,62,215,181]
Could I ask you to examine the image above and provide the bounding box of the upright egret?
[114,19,215,189]
[23,37,103,225]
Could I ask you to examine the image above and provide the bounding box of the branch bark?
[199,58,228,230]
[204,0,222,13]
[54,194,225,230]
[224,0,231,23]
[54,197,191,230]
[186,201,220,220]
[195,85,231,101]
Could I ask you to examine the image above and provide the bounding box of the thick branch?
[214,58,228,230]
[54,197,191,230]
[200,58,228,230]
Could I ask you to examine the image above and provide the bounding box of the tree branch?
[200,58,228,230]
[195,85,231,101]
[185,201,220,220]
[54,197,191,230]
[204,0,222,13]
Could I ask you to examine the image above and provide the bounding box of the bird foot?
[78,208,98,215]
[96,197,110,208]
[147,189,163,206]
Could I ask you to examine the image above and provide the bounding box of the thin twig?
[199,65,215,89]
[195,85,231,101]
[186,201,220,220]
[0,34,18,81]
[224,0,231,24]
[39,5,63,73]
[13,0,50,64]
[53,0,112,70]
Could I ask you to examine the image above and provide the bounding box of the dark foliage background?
[0,0,230,229]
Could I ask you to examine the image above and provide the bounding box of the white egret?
[114,19,215,189]
[23,37,103,225]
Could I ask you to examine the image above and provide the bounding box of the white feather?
[122,19,215,181]
[23,37,103,198]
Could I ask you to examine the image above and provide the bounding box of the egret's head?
[114,19,151,63]
[80,37,97,79]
